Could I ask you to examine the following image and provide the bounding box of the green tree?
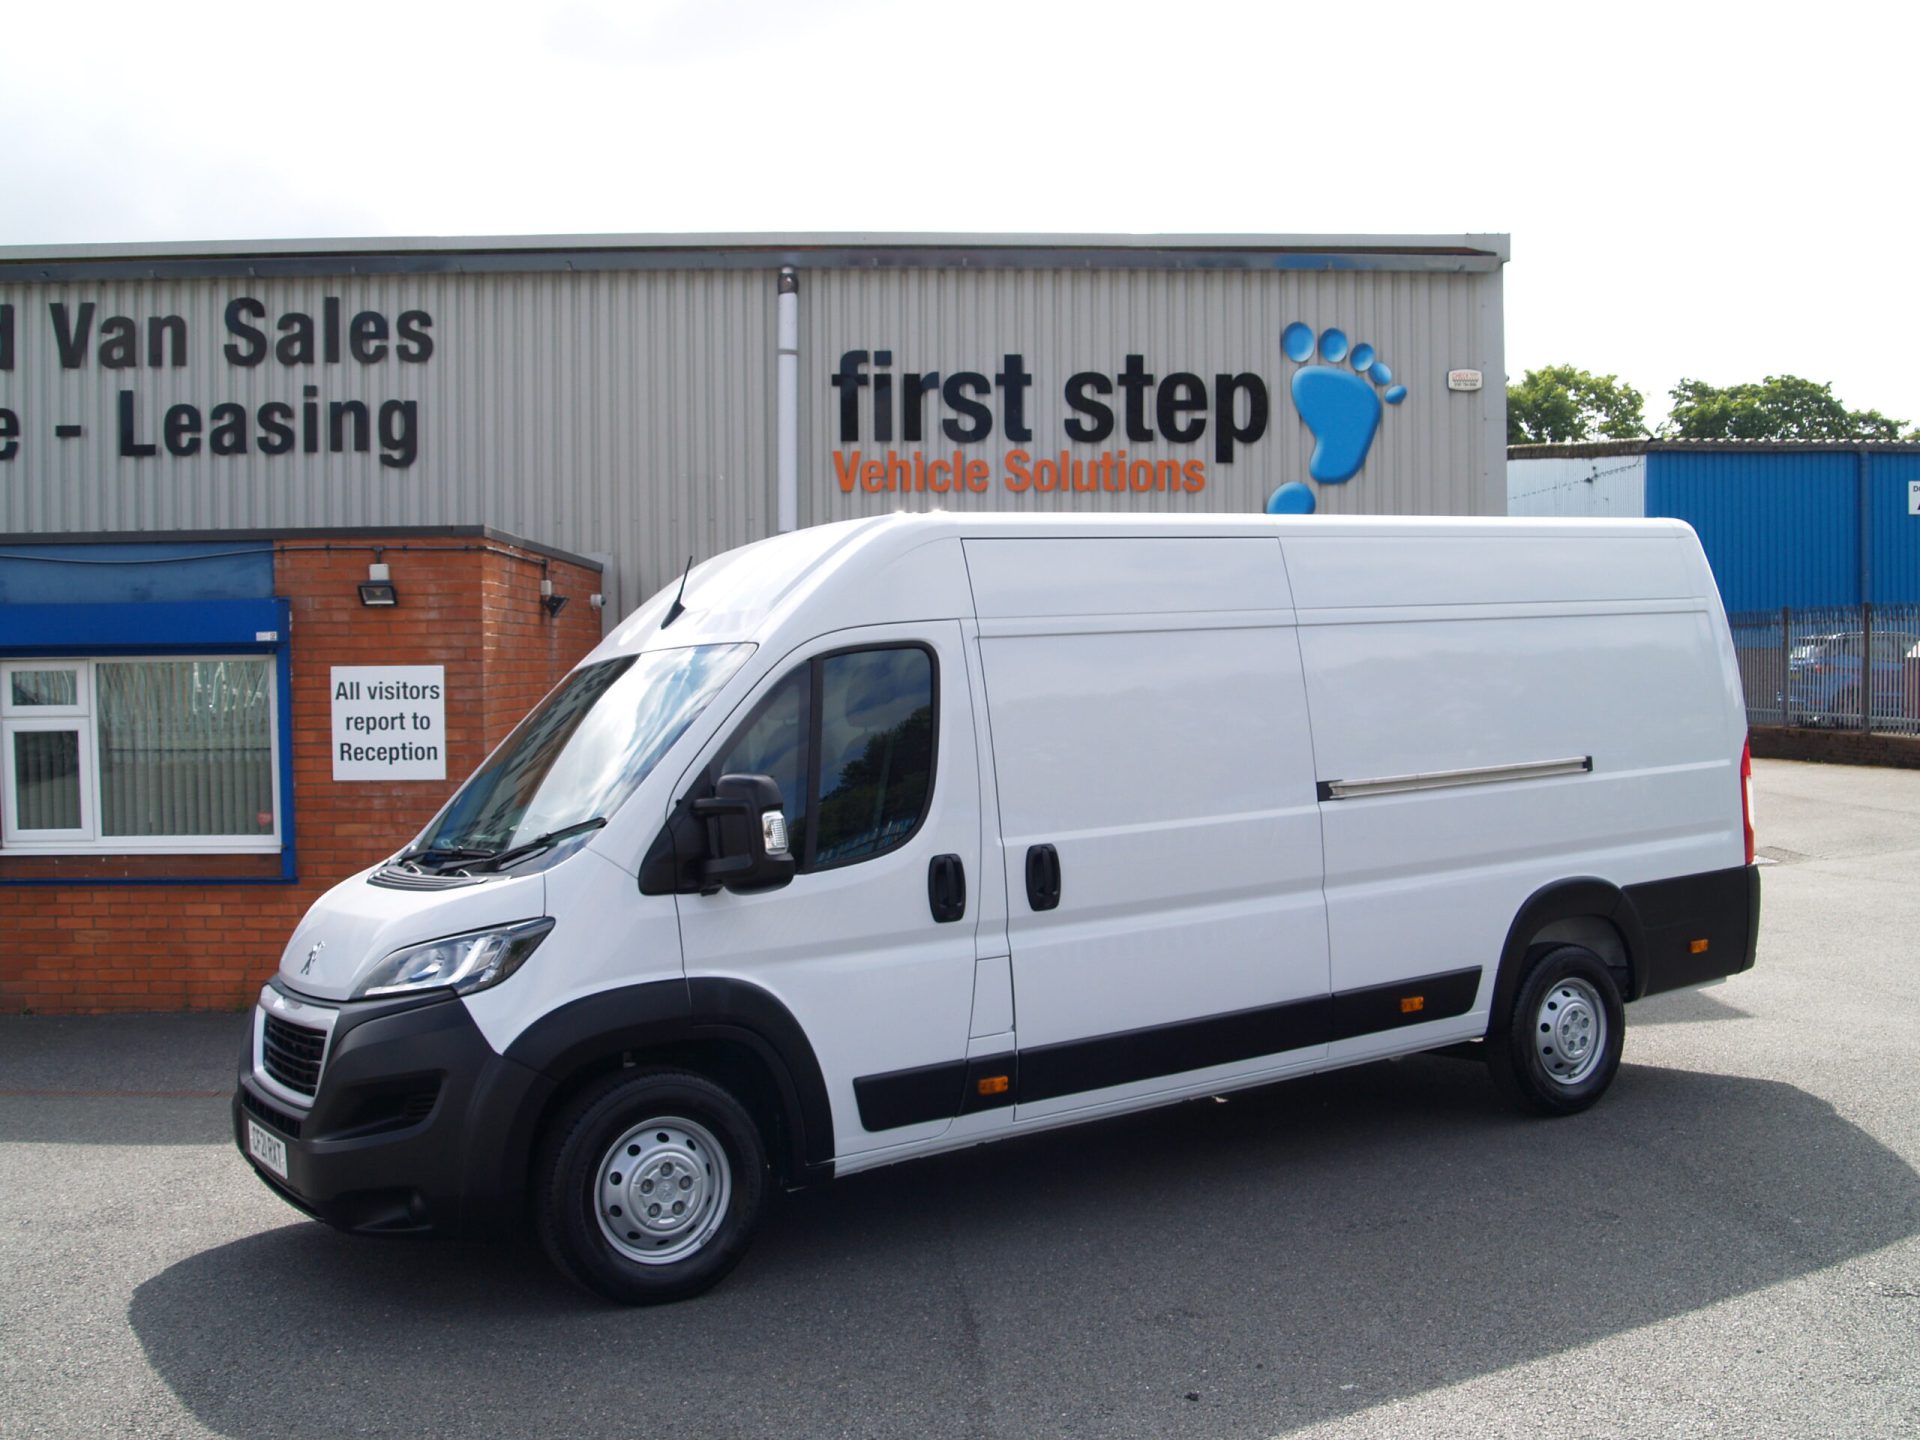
[1662,375,1908,440]
[1507,365,1648,445]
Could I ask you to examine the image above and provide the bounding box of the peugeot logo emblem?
[301,941,325,976]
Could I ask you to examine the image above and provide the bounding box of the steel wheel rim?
[594,1115,731,1265]
[1533,977,1606,1086]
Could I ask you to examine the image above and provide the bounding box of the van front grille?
[262,1013,328,1096]
[241,1086,305,1139]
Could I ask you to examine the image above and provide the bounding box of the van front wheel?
[1489,946,1624,1116]
[536,1069,768,1304]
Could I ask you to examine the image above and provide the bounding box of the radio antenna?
[661,556,693,629]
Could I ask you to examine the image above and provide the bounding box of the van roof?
[597,511,1703,657]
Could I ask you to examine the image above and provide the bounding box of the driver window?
[814,648,934,866]
[712,665,811,851]
[707,645,935,872]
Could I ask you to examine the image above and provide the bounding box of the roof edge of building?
[0,526,604,571]
[0,230,1511,262]
[0,232,1510,282]
[1510,439,1920,459]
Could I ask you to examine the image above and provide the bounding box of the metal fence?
[1728,604,1920,735]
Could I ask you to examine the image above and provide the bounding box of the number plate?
[246,1118,289,1180]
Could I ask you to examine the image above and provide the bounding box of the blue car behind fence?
[1782,630,1920,727]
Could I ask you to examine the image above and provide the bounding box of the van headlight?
[355,918,555,999]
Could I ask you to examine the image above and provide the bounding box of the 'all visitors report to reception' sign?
[331,665,447,781]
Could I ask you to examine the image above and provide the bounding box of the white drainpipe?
[776,268,799,533]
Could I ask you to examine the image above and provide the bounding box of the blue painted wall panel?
[1867,452,1920,606]
[0,599,287,652]
[0,542,274,607]
[1646,452,1864,612]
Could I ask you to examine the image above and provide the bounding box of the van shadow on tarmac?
[129,1054,1919,1439]
[1615,985,1750,1026]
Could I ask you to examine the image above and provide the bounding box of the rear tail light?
[1740,737,1756,866]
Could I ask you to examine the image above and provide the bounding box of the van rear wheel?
[536,1068,767,1304]
[1489,946,1624,1116]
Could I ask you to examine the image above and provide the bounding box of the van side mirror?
[692,774,796,895]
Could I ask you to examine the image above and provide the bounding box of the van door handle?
[928,854,966,924]
[1025,844,1061,912]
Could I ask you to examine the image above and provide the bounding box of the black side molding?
[1328,967,1481,1041]
[852,1052,1018,1132]
[853,966,1483,1130]
[1018,995,1331,1104]
[854,1057,966,1132]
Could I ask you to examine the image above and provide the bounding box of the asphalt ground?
[1,758,1915,1439]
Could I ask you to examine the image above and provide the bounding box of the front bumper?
[232,986,552,1236]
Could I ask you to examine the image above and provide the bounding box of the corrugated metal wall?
[0,270,776,614]
[1506,454,1646,517]
[1643,449,1920,610]
[1645,449,1920,612]
[2,252,1503,617]
[1508,446,1920,612]
[1867,450,1920,605]
[1648,451,1858,610]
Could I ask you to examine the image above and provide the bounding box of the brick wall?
[1749,724,1920,770]
[1,538,601,1014]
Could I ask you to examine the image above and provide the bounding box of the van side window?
[709,645,935,872]
[813,648,934,867]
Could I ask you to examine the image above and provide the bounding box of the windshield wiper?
[393,842,496,868]
[466,817,608,872]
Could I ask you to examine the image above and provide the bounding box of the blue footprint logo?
[1266,323,1407,514]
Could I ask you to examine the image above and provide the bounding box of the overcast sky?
[4,0,1913,429]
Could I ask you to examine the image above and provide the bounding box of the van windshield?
[406,644,752,869]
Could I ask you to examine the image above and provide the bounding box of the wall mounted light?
[359,560,398,607]
[539,577,567,617]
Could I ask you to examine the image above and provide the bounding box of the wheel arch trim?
[1489,877,1648,1036]
[500,976,835,1184]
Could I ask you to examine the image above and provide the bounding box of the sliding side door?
[966,537,1331,1122]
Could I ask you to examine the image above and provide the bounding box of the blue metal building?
[1507,441,1920,613]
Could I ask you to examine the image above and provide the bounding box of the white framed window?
[2,657,281,853]
[7,664,89,715]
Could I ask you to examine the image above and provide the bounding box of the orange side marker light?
[1690,939,1710,955]
[977,1075,1010,1097]
[1400,995,1425,1014]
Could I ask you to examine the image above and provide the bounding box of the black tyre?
[536,1068,768,1304]
[1488,945,1625,1116]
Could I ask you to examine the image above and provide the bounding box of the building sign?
[826,322,1408,517]
[827,349,1261,499]
[331,666,446,781]
[1910,480,1920,517]
[0,298,431,470]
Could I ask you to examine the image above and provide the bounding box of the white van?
[234,513,1760,1303]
